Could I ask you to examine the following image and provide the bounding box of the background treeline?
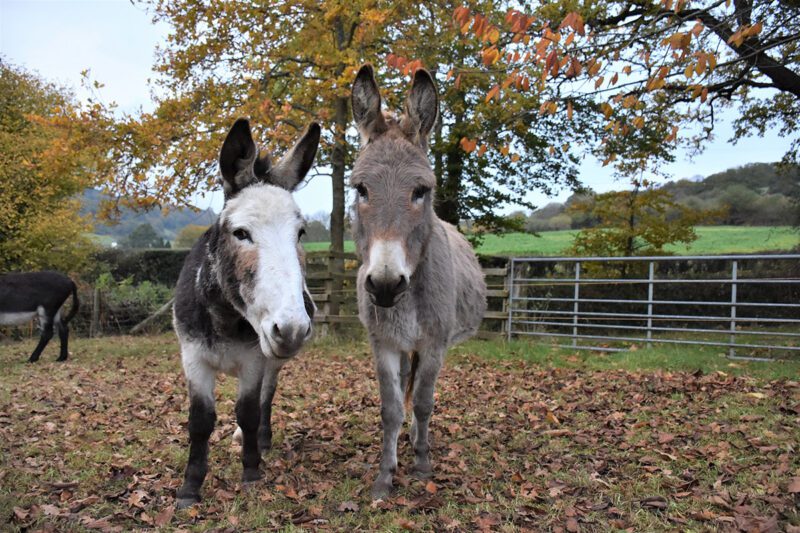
[87,161,800,248]
[80,189,216,245]
[520,163,800,232]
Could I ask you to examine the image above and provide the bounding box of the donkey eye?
[233,228,252,242]
[355,184,368,201]
[412,186,430,203]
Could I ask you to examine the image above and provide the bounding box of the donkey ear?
[404,69,439,146]
[270,122,321,191]
[352,64,388,144]
[219,118,259,198]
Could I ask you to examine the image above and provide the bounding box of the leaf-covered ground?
[1,335,798,532]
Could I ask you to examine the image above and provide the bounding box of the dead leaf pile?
[1,335,798,531]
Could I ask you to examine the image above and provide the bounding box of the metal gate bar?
[506,254,800,359]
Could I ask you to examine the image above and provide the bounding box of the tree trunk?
[326,18,352,330]
[330,97,347,256]
[328,95,348,327]
[621,185,640,277]
[435,100,465,226]
[433,103,444,186]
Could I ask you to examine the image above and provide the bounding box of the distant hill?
[524,162,800,232]
[80,188,217,244]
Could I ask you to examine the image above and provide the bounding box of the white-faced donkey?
[172,118,320,508]
[350,65,487,499]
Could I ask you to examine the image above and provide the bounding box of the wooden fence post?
[320,263,332,338]
[328,251,342,335]
[502,259,510,339]
[90,287,101,337]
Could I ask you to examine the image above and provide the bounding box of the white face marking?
[366,239,411,282]
[221,183,312,358]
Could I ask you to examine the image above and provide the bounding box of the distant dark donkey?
[350,65,487,499]
[0,271,80,362]
[172,118,320,508]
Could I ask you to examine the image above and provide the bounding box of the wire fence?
[0,285,174,341]
[507,254,800,360]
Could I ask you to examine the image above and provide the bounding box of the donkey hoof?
[410,464,433,480]
[242,469,263,483]
[56,357,68,363]
[371,479,394,501]
[176,496,200,510]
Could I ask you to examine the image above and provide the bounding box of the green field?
[304,225,798,256]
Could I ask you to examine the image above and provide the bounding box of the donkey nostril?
[365,274,376,292]
[272,323,282,340]
[395,275,408,293]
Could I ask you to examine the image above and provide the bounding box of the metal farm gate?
[506,254,800,360]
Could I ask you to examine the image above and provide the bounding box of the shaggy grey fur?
[350,65,487,499]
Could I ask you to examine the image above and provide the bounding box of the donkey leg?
[372,348,405,500]
[176,358,216,509]
[258,365,280,454]
[55,317,69,362]
[236,362,264,483]
[28,323,54,363]
[410,351,443,479]
[399,352,414,446]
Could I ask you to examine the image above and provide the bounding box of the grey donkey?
[350,65,487,499]
[172,118,320,508]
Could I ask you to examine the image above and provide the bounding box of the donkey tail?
[404,351,419,408]
[63,281,80,324]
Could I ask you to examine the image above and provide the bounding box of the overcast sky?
[2,0,793,217]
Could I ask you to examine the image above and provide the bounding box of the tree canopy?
[173,223,209,249]
[456,0,800,176]
[125,223,170,249]
[379,1,589,232]
[106,0,594,247]
[0,60,105,272]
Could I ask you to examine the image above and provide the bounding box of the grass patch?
[302,226,799,257]
[454,338,800,380]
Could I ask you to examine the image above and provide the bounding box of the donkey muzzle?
[267,320,311,358]
[364,273,409,308]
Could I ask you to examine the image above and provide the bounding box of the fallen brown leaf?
[338,500,359,512]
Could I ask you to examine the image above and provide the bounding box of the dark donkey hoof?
[242,468,264,484]
[175,494,201,510]
[371,476,394,501]
[410,464,433,480]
